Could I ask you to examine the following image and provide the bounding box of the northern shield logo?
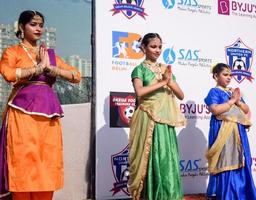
[225,38,254,83]
[110,145,130,196]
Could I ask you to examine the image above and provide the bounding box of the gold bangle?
[16,68,22,81]
[35,64,44,76]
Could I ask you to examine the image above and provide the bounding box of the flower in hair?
[14,21,19,33]
[210,63,217,74]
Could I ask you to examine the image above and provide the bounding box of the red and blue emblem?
[111,0,147,19]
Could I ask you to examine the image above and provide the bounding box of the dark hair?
[212,63,230,78]
[16,10,45,39]
[140,33,162,48]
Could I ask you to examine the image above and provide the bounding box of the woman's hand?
[232,87,249,114]
[211,87,249,115]
[164,65,184,100]
[162,65,171,85]
[37,43,49,70]
[162,71,171,85]
[44,66,61,77]
[230,87,240,104]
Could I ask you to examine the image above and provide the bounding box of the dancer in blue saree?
[205,63,256,200]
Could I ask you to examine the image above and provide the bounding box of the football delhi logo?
[225,38,254,83]
[111,0,147,19]
[110,145,130,196]
[112,31,143,59]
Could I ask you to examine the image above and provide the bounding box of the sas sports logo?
[110,0,147,19]
[163,46,200,64]
[110,145,130,196]
[163,47,176,64]
[162,0,199,10]
[112,31,143,59]
[163,0,211,14]
[225,38,254,83]
[162,0,176,9]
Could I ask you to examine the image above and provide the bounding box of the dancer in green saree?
[128,33,186,200]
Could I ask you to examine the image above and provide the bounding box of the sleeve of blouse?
[204,88,220,106]
[131,66,143,81]
[0,48,17,82]
[172,74,176,82]
[56,55,81,83]
[240,95,246,104]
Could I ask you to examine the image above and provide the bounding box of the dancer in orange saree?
[128,33,186,200]
[0,10,80,200]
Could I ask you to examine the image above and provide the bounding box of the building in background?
[41,27,57,49]
[0,21,91,110]
[66,55,92,77]
[0,22,57,55]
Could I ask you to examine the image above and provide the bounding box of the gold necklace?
[216,85,232,91]
[216,85,233,97]
[143,60,162,80]
[20,42,39,54]
[20,43,38,66]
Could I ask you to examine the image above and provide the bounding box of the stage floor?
[184,193,206,199]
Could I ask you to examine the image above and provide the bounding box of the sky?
[0,0,92,59]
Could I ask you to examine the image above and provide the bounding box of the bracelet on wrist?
[34,64,43,76]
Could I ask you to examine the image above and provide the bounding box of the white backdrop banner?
[95,0,256,199]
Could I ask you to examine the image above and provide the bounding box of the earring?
[21,31,24,39]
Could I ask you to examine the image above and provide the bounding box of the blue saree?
[205,87,256,200]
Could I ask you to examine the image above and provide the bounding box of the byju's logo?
[163,47,176,64]
[225,38,254,83]
[112,31,143,59]
[110,145,130,196]
[218,0,230,15]
[111,0,147,19]
[162,0,175,9]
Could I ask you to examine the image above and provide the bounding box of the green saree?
[128,63,186,200]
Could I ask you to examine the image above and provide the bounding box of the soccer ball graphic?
[124,106,135,120]
[132,40,141,53]
[233,59,246,70]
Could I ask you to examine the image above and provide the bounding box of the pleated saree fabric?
[0,44,80,193]
[128,63,186,200]
[205,87,256,200]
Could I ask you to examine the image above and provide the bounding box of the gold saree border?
[208,163,244,175]
[129,66,186,199]
[2,86,21,120]
[140,105,186,127]
[131,119,155,200]
[206,109,249,175]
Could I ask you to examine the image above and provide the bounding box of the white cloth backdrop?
[96,0,256,199]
